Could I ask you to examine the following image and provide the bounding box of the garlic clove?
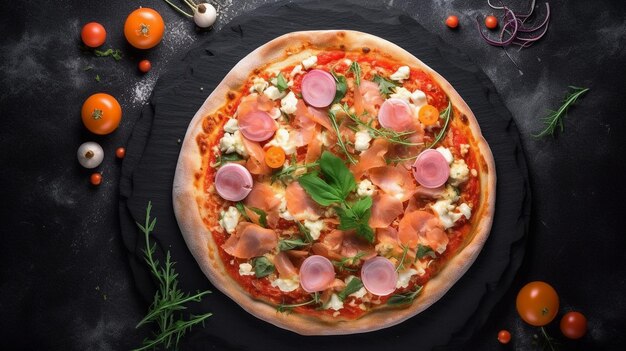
[77,141,104,169]
[193,3,217,28]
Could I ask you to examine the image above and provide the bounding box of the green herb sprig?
[372,74,399,96]
[277,292,321,313]
[415,244,436,262]
[134,202,212,351]
[425,100,452,149]
[349,62,362,86]
[340,104,422,146]
[331,71,348,104]
[332,252,366,272]
[337,277,364,301]
[252,257,275,278]
[534,86,589,138]
[213,152,243,167]
[270,158,319,184]
[386,286,423,306]
[275,72,289,93]
[328,110,357,164]
[94,48,123,61]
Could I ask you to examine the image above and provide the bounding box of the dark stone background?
[1,0,624,350]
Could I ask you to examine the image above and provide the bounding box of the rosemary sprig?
[340,104,423,146]
[534,86,589,138]
[348,62,362,86]
[332,252,366,272]
[426,100,453,149]
[395,245,410,272]
[328,110,357,164]
[134,202,212,351]
[270,160,318,183]
[277,292,321,313]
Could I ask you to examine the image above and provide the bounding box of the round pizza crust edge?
[173,30,496,335]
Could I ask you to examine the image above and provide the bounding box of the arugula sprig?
[373,74,399,96]
[339,104,423,146]
[332,252,366,272]
[277,292,321,313]
[252,257,274,278]
[331,71,348,104]
[278,237,310,251]
[386,286,424,306]
[349,62,362,86]
[235,202,268,228]
[415,244,436,261]
[94,48,123,61]
[274,72,289,93]
[298,152,374,242]
[425,100,453,149]
[534,86,589,138]
[337,277,364,301]
[214,152,243,167]
[270,157,319,184]
[328,110,357,164]
[134,202,212,351]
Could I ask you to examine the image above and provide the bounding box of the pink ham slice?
[350,138,389,179]
[222,222,277,259]
[285,182,322,220]
[369,165,417,202]
[241,136,271,175]
[273,252,298,278]
[244,183,281,228]
[354,80,384,118]
[398,210,448,252]
[369,193,403,228]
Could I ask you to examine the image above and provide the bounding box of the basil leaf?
[248,207,268,228]
[235,202,251,221]
[338,277,364,301]
[355,222,374,243]
[351,196,372,217]
[297,173,343,206]
[253,257,274,278]
[373,74,399,96]
[416,244,436,260]
[278,237,309,251]
[349,62,362,86]
[386,286,423,306]
[335,202,374,243]
[319,151,356,200]
[331,71,347,104]
[276,72,289,93]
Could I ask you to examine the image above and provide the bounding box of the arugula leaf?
[248,207,268,228]
[297,173,343,206]
[214,153,243,167]
[349,62,362,86]
[95,74,101,82]
[416,244,436,260]
[373,74,399,96]
[94,48,123,61]
[386,286,423,306]
[278,237,309,251]
[253,257,275,278]
[331,71,347,104]
[337,277,364,301]
[332,252,366,272]
[319,151,356,200]
[276,72,289,93]
[296,221,314,243]
[235,202,251,221]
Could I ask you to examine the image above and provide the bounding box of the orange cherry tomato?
[497,330,511,344]
[81,93,122,135]
[138,59,152,73]
[445,15,459,29]
[560,311,587,339]
[90,173,102,186]
[116,147,126,159]
[516,281,559,326]
[418,104,440,126]
[485,15,498,29]
[81,22,107,48]
[124,8,165,49]
[265,146,286,168]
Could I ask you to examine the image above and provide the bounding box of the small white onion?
[77,142,104,169]
[194,3,217,28]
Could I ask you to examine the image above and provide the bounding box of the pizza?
[173,30,495,335]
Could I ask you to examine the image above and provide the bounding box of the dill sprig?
[534,86,589,138]
[134,202,212,351]
[340,104,423,147]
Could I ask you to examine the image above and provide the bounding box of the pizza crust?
[173,30,496,335]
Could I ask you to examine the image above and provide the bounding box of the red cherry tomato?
[138,60,152,73]
[90,173,102,186]
[445,15,459,29]
[497,330,511,344]
[516,281,560,326]
[485,15,498,29]
[116,147,126,159]
[81,22,107,48]
[560,312,587,339]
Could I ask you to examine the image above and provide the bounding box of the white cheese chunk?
[249,77,269,93]
[302,55,318,70]
[218,206,240,234]
[269,107,282,120]
[449,159,470,186]
[390,87,412,102]
[271,277,300,292]
[219,130,247,157]
[238,263,255,276]
[431,199,463,231]
[458,203,472,219]
[460,143,470,156]
[263,86,286,100]
[396,269,418,289]
[357,179,376,197]
[345,276,367,299]
[304,219,324,240]
[390,65,410,82]
[441,185,460,202]
[436,147,454,164]
[280,91,298,115]
[317,131,332,147]
[325,293,344,311]
[290,64,303,77]
[223,118,239,133]
[266,128,296,155]
[354,130,372,151]
[410,89,428,107]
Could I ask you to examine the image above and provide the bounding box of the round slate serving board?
[119,0,531,349]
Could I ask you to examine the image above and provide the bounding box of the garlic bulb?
[77,142,104,169]
[194,3,217,28]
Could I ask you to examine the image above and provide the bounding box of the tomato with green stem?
[516,281,559,326]
[81,93,122,135]
[124,8,165,49]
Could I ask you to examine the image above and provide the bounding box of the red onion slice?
[361,257,398,296]
[215,163,253,201]
[238,110,277,142]
[477,7,519,47]
[299,255,336,292]
[301,69,336,108]
[412,149,450,188]
[378,98,414,132]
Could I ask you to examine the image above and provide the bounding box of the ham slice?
[305,125,323,163]
[294,100,318,147]
[222,222,277,259]
[273,252,298,278]
[369,165,417,202]
[369,193,403,228]
[285,182,322,220]
[398,210,448,253]
[241,136,271,175]
[353,81,383,118]
[340,231,376,260]
[244,183,281,227]
[350,138,389,179]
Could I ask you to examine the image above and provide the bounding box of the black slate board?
[119,0,531,349]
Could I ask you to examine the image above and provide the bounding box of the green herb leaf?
[235,202,251,221]
[416,244,436,260]
[248,207,268,228]
[94,48,123,61]
[336,197,374,243]
[95,74,101,82]
[534,86,590,138]
[277,292,320,313]
[331,71,347,104]
[278,237,309,251]
[386,286,423,306]
[253,257,275,278]
[296,221,314,243]
[214,152,244,167]
[319,151,356,200]
[337,277,364,301]
[396,245,410,272]
[297,173,343,206]
[276,72,289,93]
[373,74,399,96]
[425,100,452,149]
[332,252,366,272]
[327,110,357,164]
[349,62,362,86]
